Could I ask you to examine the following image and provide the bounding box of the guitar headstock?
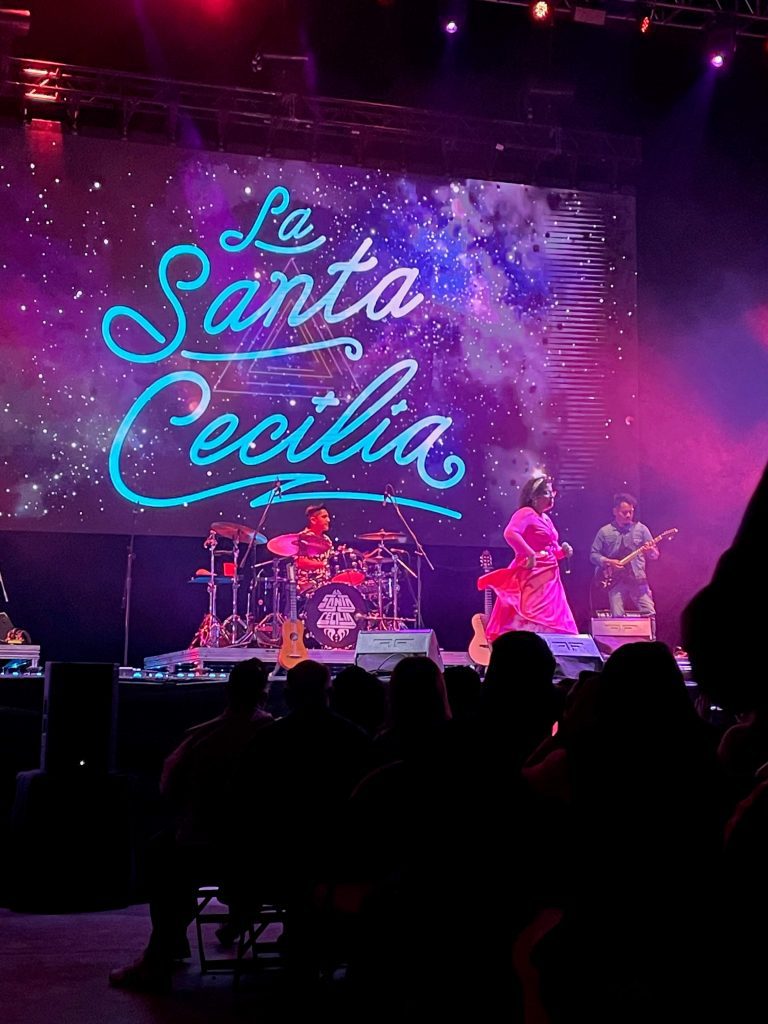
[480,549,493,573]
[286,560,296,582]
[657,528,679,542]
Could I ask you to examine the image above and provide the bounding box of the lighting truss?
[481,0,768,38]
[1,58,640,191]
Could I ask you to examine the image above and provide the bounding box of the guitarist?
[590,493,659,636]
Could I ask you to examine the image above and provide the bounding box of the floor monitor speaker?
[538,633,604,680]
[355,629,444,675]
[590,617,653,656]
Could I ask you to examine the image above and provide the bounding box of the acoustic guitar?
[278,560,308,669]
[599,528,678,588]
[468,550,494,667]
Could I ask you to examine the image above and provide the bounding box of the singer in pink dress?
[479,477,577,642]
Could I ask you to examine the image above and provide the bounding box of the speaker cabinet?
[538,633,604,679]
[41,662,118,774]
[355,629,444,674]
[590,617,653,656]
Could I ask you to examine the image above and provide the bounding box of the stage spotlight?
[636,5,653,34]
[443,19,459,34]
[705,23,736,70]
[530,1,554,24]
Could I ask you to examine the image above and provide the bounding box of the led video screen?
[0,124,637,545]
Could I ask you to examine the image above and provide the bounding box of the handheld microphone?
[382,483,394,506]
[274,478,282,496]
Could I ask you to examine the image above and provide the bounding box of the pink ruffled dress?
[479,506,578,642]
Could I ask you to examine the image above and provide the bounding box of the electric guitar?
[468,550,494,667]
[278,560,308,669]
[599,528,678,588]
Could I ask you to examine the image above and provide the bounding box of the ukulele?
[278,560,308,669]
[468,550,494,667]
[600,528,678,588]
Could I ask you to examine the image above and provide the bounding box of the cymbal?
[266,532,329,557]
[356,530,407,542]
[211,521,267,544]
[363,553,393,565]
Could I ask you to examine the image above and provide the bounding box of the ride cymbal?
[355,530,407,542]
[211,521,267,544]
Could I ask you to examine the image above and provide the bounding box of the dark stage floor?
[0,903,315,1024]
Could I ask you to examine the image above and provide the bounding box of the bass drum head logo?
[304,583,367,649]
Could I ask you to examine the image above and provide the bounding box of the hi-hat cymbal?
[363,553,394,565]
[211,521,267,544]
[356,530,407,542]
[267,532,329,557]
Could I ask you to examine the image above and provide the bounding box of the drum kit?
[189,522,418,651]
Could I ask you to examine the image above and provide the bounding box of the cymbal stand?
[231,558,264,647]
[222,542,248,645]
[380,542,417,629]
[362,542,387,630]
[269,557,285,646]
[247,558,287,648]
[383,488,434,628]
[240,558,284,648]
[192,530,224,647]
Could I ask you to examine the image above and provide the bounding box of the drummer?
[296,504,334,592]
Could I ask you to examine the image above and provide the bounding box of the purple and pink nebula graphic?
[0,122,638,544]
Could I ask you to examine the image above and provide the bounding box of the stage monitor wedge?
[41,662,119,774]
[591,617,653,656]
[355,629,444,674]
[538,633,604,679]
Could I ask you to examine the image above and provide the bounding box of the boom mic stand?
[383,486,434,629]
[236,480,282,647]
[254,478,282,540]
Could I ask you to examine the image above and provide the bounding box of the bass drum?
[304,582,368,650]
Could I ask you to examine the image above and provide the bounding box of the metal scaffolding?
[480,0,768,39]
[0,57,640,191]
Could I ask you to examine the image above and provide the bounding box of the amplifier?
[355,629,444,674]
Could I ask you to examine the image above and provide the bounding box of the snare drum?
[329,547,365,586]
[304,582,368,649]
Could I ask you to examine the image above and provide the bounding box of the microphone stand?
[121,511,138,666]
[376,542,417,627]
[384,489,434,629]
[254,479,282,542]
[236,480,280,646]
[0,564,9,605]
